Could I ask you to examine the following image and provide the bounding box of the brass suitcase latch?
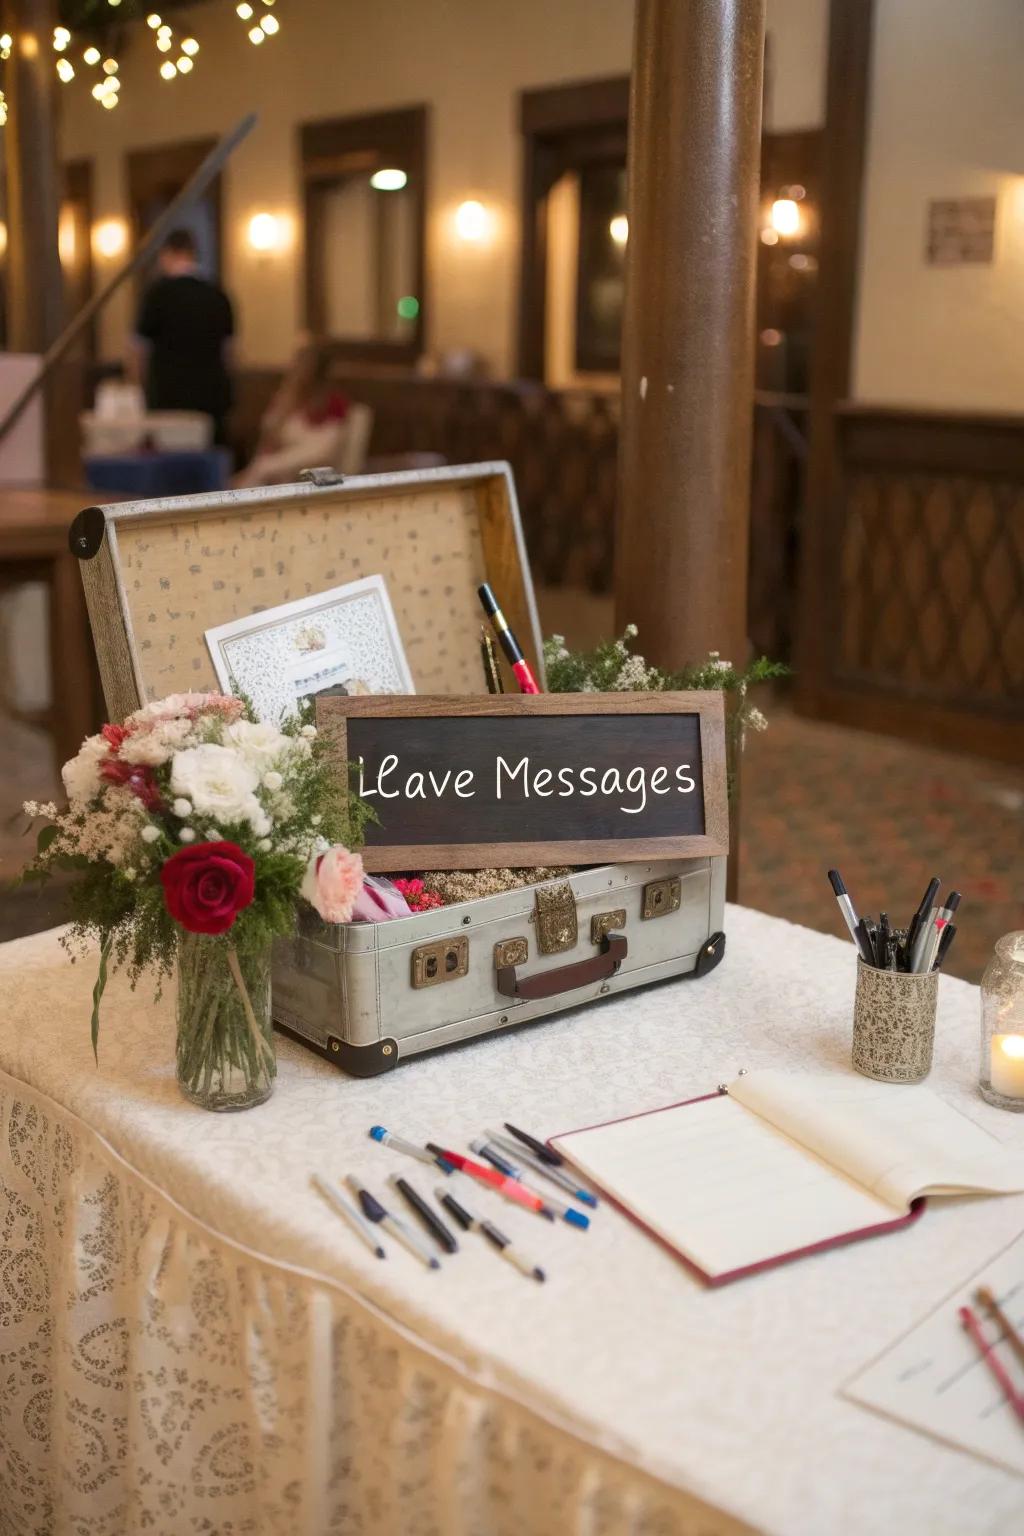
[642,876,682,920]
[534,882,578,955]
[411,937,469,988]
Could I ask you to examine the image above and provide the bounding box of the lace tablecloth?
[2,906,1023,1536]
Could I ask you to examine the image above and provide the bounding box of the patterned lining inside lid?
[115,486,491,701]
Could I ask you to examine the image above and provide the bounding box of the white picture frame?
[204,575,415,723]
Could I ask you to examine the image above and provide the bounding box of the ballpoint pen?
[389,1174,459,1254]
[370,1125,457,1174]
[484,1129,599,1207]
[469,1140,590,1226]
[370,1126,441,1166]
[428,1145,589,1227]
[345,1176,441,1269]
[905,876,941,966]
[828,870,874,964]
[917,891,962,973]
[503,1122,564,1166]
[436,1186,546,1282]
[311,1174,386,1259]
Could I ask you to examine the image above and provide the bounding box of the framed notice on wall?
[317,691,729,871]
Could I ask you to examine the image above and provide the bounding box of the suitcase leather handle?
[496,932,627,1001]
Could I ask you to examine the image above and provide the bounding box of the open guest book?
[551,1071,1024,1286]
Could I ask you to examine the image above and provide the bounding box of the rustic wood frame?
[317,690,729,871]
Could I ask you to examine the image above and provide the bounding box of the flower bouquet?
[22,692,372,1111]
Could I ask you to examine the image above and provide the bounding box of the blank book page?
[552,1095,904,1279]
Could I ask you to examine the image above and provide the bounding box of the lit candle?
[990,1035,1024,1099]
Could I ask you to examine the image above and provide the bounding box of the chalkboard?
[317,692,728,871]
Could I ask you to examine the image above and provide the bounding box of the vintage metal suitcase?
[71,462,726,1076]
[273,858,725,1074]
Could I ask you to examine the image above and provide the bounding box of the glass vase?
[979,932,1024,1112]
[175,932,276,1111]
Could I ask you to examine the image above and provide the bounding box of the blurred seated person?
[129,229,235,445]
[234,341,349,487]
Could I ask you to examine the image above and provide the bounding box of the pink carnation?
[301,845,365,924]
[127,692,244,730]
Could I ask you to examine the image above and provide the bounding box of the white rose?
[170,744,266,833]
[61,734,109,805]
[224,719,291,771]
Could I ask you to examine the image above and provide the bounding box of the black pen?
[919,891,962,973]
[345,1176,441,1269]
[854,917,878,967]
[827,869,872,960]
[503,1121,564,1167]
[878,912,892,968]
[933,922,957,971]
[389,1174,459,1254]
[905,876,941,964]
[437,1187,546,1282]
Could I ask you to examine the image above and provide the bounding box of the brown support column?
[616,0,765,902]
[5,0,63,355]
[616,0,765,670]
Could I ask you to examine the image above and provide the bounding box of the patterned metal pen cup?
[851,959,939,1083]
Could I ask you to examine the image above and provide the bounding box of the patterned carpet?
[0,694,1020,984]
[739,698,1023,984]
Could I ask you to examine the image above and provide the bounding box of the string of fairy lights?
[0,1,280,121]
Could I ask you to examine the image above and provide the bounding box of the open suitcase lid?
[70,462,544,722]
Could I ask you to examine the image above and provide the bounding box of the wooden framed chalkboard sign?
[317,691,728,871]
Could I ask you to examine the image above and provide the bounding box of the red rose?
[100,758,163,811]
[160,841,255,935]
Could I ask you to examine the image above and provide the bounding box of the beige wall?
[854,0,1024,411]
[62,0,828,380]
[61,0,635,375]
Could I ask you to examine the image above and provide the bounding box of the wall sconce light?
[247,211,287,254]
[770,197,801,238]
[609,214,629,246]
[454,199,491,244]
[0,223,7,258]
[370,168,407,192]
[92,218,128,259]
[58,207,77,266]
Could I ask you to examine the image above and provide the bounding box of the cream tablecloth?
[1,906,1023,1536]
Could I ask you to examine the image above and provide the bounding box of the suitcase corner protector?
[693,930,726,978]
[274,1019,400,1076]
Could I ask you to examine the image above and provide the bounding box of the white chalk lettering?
[496,755,530,798]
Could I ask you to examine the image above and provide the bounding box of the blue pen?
[469,1140,590,1228]
[370,1125,458,1175]
[484,1129,599,1208]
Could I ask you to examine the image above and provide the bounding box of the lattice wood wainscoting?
[798,405,1024,764]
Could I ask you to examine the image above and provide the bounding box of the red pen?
[426,1145,555,1220]
[959,1305,1024,1425]
[477,583,541,694]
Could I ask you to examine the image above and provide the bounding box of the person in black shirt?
[131,229,235,444]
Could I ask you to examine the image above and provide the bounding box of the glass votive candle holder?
[979,932,1024,1112]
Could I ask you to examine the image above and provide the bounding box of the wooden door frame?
[126,136,223,281]
[299,104,427,365]
[516,75,630,380]
[793,0,876,714]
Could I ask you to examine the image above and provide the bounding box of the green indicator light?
[396,295,419,320]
